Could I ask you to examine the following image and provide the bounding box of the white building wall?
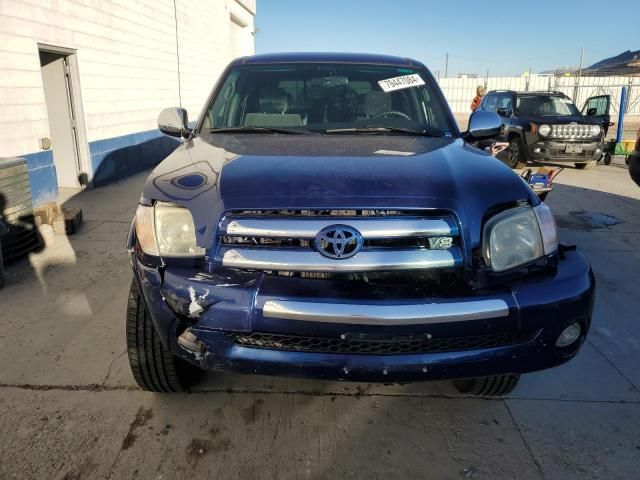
[176,0,255,122]
[0,0,255,157]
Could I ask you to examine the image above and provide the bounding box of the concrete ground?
[1,156,639,479]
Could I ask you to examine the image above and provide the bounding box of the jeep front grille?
[215,210,462,272]
[549,124,597,139]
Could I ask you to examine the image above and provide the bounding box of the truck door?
[582,94,611,136]
[495,92,514,142]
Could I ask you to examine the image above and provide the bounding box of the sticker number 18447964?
[378,74,425,92]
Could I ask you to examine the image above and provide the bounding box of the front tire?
[453,374,520,397]
[126,279,203,392]
[507,137,526,169]
[575,161,597,170]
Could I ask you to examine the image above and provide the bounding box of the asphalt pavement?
[1,156,639,480]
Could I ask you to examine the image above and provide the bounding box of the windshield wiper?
[210,126,313,135]
[324,126,445,137]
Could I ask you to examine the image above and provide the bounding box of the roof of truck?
[231,52,424,67]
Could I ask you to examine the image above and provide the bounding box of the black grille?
[218,236,449,250]
[226,209,433,217]
[227,330,536,355]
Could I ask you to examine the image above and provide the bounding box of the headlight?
[135,202,205,257]
[539,124,551,136]
[483,205,557,272]
[135,204,159,256]
[588,124,601,137]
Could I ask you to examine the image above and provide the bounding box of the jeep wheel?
[575,161,596,170]
[507,138,525,169]
[453,374,520,397]
[126,279,203,392]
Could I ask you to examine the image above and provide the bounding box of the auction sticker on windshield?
[378,74,425,92]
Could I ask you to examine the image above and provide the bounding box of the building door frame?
[37,43,92,188]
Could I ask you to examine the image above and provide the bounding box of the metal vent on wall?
[0,158,42,261]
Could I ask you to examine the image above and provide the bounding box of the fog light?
[533,147,541,153]
[556,322,582,347]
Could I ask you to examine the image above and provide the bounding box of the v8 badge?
[429,237,453,250]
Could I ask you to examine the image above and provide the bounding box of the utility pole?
[577,47,584,79]
[574,47,584,102]
[444,53,448,78]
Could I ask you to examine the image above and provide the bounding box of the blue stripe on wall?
[22,128,181,206]
[23,150,58,207]
[89,128,180,187]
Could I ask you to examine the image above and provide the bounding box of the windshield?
[201,63,453,135]
[516,95,580,116]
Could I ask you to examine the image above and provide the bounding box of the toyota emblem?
[314,225,363,259]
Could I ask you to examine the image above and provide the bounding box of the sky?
[254,0,639,77]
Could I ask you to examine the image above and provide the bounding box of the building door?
[39,49,86,188]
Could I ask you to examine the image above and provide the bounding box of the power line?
[172,0,182,107]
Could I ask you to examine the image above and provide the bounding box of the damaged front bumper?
[132,249,595,383]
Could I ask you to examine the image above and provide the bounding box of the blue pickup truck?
[126,53,594,396]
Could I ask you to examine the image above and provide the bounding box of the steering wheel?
[372,110,411,120]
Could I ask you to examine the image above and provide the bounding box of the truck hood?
[143,133,535,250]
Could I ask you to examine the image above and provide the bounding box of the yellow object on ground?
[615,141,635,155]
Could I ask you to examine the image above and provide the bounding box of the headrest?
[259,87,289,113]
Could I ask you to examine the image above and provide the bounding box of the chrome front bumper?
[262,299,509,326]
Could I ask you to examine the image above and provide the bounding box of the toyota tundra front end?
[125,53,595,396]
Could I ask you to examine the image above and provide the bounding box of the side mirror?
[158,107,190,138]
[466,111,502,140]
[586,107,598,117]
[496,107,509,117]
